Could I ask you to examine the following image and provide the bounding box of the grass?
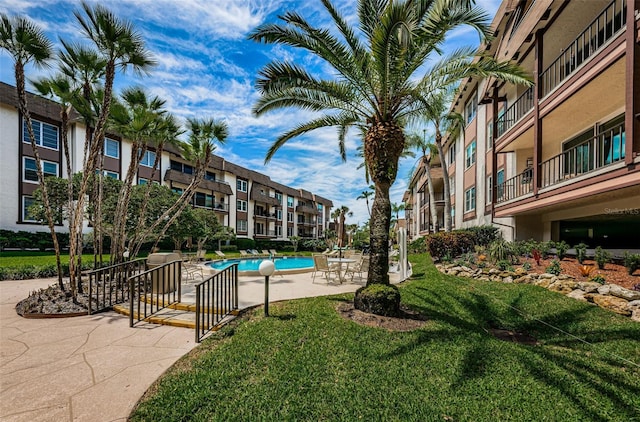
[0,251,112,267]
[130,254,640,421]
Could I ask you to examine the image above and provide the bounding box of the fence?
[87,258,146,314]
[195,263,239,343]
[128,260,182,327]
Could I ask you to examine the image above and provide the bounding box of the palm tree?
[0,14,67,290]
[405,131,439,232]
[424,90,466,232]
[334,205,353,248]
[357,188,374,217]
[249,0,530,312]
[391,202,405,222]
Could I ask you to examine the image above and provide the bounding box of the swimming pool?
[209,256,314,274]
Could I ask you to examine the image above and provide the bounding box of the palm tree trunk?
[14,63,65,291]
[367,182,390,285]
[435,136,452,232]
[423,158,438,232]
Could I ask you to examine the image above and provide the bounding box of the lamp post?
[258,260,275,316]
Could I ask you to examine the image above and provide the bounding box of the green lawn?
[130,254,640,421]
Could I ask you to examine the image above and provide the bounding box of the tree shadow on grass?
[395,284,640,421]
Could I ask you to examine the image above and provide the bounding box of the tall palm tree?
[391,202,405,222]
[138,117,229,257]
[0,14,66,290]
[249,0,531,310]
[357,188,374,217]
[424,90,466,232]
[334,205,353,248]
[406,131,439,232]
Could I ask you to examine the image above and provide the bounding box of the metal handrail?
[495,170,534,204]
[540,0,626,97]
[195,264,238,342]
[87,258,146,314]
[496,87,534,138]
[540,122,625,188]
[128,260,182,327]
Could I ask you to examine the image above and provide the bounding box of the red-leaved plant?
[532,249,541,266]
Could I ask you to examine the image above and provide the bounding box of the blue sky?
[1,0,501,225]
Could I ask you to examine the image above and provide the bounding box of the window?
[448,141,456,165]
[23,157,57,183]
[287,226,293,237]
[449,176,455,194]
[317,203,323,212]
[486,121,493,150]
[195,192,213,208]
[237,199,247,212]
[22,196,37,222]
[205,171,216,181]
[275,192,283,204]
[298,215,305,224]
[237,220,247,232]
[23,119,59,150]
[139,150,156,167]
[287,212,293,222]
[465,140,476,168]
[276,209,282,220]
[276,225,282,237]
[287,196,294,207]
[170,160,193,174]
[104,138,119,158]
[97,170,119,179]
[237,179,247,192]
[486,175,493,204]
[256,222,264,235]
[138,178,148,185]
[172,187,183,195]
[465,95,477,125]
[497,169,505,200]
[464,187,476,212]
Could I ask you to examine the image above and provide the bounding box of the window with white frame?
[287,196,294,207]
[465,140,476,168]
[465,95,477,125]
[486,175,493,204]
[237,199,247,212]
[287,226,293,237]
[195,192,213,208]
[276,225,282,237]
[23,157,57,183]
[137,177,158,185]
[237,179,247,192]
[449,176,455,194]
[448,141,456,165]
[23,119,59,150]
[97,169,119,179]
[276,209,282,220]
[22,196,37,222]
[139,150,156,167]
[486,121,493,150]
[255,222,264,235]
[237,219,247,232]
[287,212,293,222]
[464,186,476,212]
[104,138,119,158]
[275,192,282,204]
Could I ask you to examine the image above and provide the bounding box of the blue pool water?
[209,256,314,272]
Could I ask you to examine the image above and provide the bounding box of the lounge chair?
[269,249,279,256]
[261,250,271,256]
[215,250,226,258]
[240,250,249,256]
[249,249,260,256]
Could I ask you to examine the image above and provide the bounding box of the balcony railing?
[255,230,276,237]
[540,0,626,97]
[496,87,534,138]
[540,121,625,188]
[495,171,533,204]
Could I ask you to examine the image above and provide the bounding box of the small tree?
[289,236,301,253]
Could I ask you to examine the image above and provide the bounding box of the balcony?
[540,121,625,188]
[250,190,281,206]
[540,0,626,98]
[296,204,317,214]
[255,230,277,238]
[254,209,277,220]
[212,202,229,213]
[164,169,233,195]
[495,171,534,205]
[496,87,534,139]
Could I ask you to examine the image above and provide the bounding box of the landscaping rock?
[548,280,577,294]
[503,276,514,283]
[632,309,640,323]
[567,289,588,302]
[538,273,555,279]
[628,300,640,309]
[534,278,553,289]
[577,281,602,293]
[590,295,631,316]
[605,284,640,301]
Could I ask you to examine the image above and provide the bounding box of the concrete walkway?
[0,271,403,421]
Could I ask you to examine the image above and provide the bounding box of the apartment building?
[0,81,333,241]
[405,0,640,248]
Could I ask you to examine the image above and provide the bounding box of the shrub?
[574,243,588,264]
[496,260,513,272]
[354,284,400,316]
[463,225,500,247]
[555,241,569,260]
[579,264,593,277]
[408,237,426,254]
[521,261,532,271]
[623,252,640,275]
[235,238,256,251]
[488,239,517,263]
[590,274,606,284]
[425,232,474,260]
[546,259,561,275]
[594,247,611,270]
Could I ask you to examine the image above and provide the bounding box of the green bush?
[463,225,500,247]
[496,260,514,272]
[574,243,588,264]
[590,274,606,284]
[555,241,569,260]
[408,237,426,254]
[623,251,640,275]
[488,239,517,263]
[235,238,256,251]
[353,284,400,316]
[546,259,561,276]
[425,232,474,260]
[594,246,611,270]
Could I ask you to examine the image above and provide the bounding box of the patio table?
[327,258,356,283]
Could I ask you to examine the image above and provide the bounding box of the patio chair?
[261,250,271,256]
[249,249,261,256]
[240,250,249,256]
[196,249,207,261]
[269,249,280,256]
[312,254,338,283]
[182,260,203,282]
[345,256,369,282]
[215,250,226,258]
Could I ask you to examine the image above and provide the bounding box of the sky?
[0,0,501,226]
